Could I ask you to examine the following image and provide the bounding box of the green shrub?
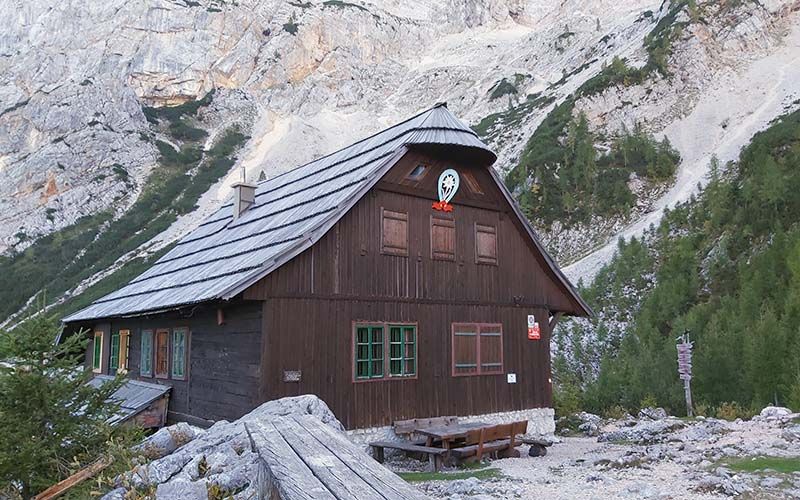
[603,405,629,420]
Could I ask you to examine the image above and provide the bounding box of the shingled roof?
[65,104,590,323]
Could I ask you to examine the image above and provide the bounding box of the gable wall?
[244,147,577,428]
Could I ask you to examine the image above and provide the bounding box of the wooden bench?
[450,420,528,461]
[367,416,459,472]
[370,441,448,472]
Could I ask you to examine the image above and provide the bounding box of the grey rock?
[638,407,668,420]
[598,419,686,444]
[135,422,204,460]
[156,480,209,500]
[445,477,483,495]
[782,425,800,442]
[760,406,792,418]
[100,487,127,500]
[624,482,661,498]
[760,476,783,488]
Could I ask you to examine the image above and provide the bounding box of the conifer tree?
[0,315,125,497]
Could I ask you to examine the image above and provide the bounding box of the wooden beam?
[549,311,564,332]
[34,455,113,500]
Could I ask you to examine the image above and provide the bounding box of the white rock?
[760,406,792,418]
[156,480,208,500]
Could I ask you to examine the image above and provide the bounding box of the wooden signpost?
[676,331,694,417]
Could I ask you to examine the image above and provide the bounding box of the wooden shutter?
[431,216,455,261]
[381,209,408,256]
[155,329,169,379]
[475,223,498,265]
[479,324,503,374]
[119,330,130,373]
[452,323,478,376]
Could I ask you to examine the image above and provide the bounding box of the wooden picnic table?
[416,421,490,450]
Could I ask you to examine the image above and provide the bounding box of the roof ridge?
[254,105,443,187]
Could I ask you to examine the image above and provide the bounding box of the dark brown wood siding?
[244,148,572,429]
[83,300,262,422]
[259,298,553,429]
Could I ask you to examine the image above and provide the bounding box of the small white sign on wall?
[507,373,517,384]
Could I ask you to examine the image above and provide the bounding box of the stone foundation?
[347,407,555,448]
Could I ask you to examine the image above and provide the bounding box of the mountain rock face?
[1,0,799,320]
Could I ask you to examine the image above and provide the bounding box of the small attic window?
[406,164,429,181]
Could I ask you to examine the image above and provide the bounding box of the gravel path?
[410,411,800,499]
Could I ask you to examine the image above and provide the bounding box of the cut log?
[33,455,113,500]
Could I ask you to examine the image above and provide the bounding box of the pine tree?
[0,315,126,497]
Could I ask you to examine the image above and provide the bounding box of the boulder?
[576,412,602,437]
[782,425,800,442]
[240,394,345,431]
[638,407,668,420]
[760,406,792,418]
[135,422,205,460]
[124,395,345,495]
[598,419,686,444]
[99,487,127,500]
[156,480,209,500]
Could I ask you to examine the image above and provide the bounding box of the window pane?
[93,332,102,371]
[172,330,186,379]
[390,359,402,375]
[371,360,383,377]
[109,332,120,376]
[140,331,153,377]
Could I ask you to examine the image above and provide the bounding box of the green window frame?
[354,325,384,380]
[172,328,188,380]
[140,330,153,377]
[109,331,120,376]
[389,325,416,377]
[92,331,103,373]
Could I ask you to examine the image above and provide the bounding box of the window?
[475,223,498,265]
[431,216,455,261]
[355,325,384,380]
[381,209,408,256]
[354,323,417,381]
[172,328,188,380]
[452,323,503,376]
[406,164,429,181]
[140,330,153,377]
[389,325,416,377]
[155,329,169,379]
[109,331,120,376]
[118,330,130,374]
[461,171,484,195]
[92,331,103,373]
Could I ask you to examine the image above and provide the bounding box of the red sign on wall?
[527,314,540,340]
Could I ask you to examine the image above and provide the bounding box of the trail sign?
[676,332,694,417]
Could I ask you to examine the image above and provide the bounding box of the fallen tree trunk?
[34,455,113,500]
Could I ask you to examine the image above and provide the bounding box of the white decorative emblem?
[433,169,460,212]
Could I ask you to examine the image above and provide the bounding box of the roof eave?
[486,167,594,318]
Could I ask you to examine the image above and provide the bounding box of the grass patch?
[398,465,503,483]
[720,456,800,474]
